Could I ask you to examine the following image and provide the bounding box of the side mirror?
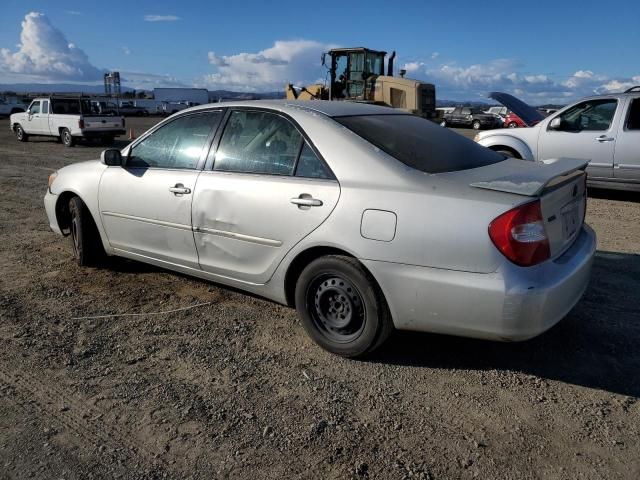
[101,149,123,166]
[549,117,562,130]
[26,108,32,115]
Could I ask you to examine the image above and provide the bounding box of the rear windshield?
[335,114,504,174]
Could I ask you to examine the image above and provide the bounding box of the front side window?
[553,99,618,132]
[336,114,504,174]
[214,111,303,175]
[128,111,222,169]
[626,98,640,130]
[29,101,41,114]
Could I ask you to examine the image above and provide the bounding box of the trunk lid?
[488,91,545,127]
[460,157,588,259]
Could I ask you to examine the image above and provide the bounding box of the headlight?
[48,171,58,189]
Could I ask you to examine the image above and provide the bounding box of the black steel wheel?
[15,124,28,142]
[295,255,393,357]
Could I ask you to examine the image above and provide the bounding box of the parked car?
[10,97,126,147]
[503,111,527,128]
[91,100,119,116]
[0,98,27,117]
[475,88,640,192]
[440,106,501,129]
[44,100,596,357]
[118,102,149,117]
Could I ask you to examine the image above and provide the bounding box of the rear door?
[99,110,223,268]
[614,96,640,182]
[192,109,340,284]
[538,98,621,180]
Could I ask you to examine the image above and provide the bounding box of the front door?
[99,110,223,268]
[192,109,340,284]
[26,100,47,134]
[538,98,621,180]
[614,97,640,182]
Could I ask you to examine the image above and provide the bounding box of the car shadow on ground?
[588,187,640,203]
[370,250,640,398]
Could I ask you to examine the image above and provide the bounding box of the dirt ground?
[1,117,639,480]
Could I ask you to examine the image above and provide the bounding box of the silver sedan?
[44,100,596,357]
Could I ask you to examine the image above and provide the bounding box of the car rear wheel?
[14,124,28,142]
[295,255,394,357]
[508,122,518,128]
[68,196,106,267]
[494,149,519,159]
[472,120,482,130]
[61,128,75,147]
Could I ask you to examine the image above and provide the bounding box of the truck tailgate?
[83,116,123,130]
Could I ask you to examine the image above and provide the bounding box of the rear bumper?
[362,224,596,341]
[78,129,126,138]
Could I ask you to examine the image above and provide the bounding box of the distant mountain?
[0,83,135,94]
[0,83,285,100]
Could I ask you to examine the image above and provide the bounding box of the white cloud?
[417,57,640,103]
[201,40,337,91]
[402,62,423,73]
[122,46,131,56]
[144,15,180,22]
[118,71,189,89]
[0,12,103,81]
[430,52,440,60]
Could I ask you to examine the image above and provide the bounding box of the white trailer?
[153,88,209,105]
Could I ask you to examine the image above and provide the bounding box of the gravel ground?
[1,118,639,480]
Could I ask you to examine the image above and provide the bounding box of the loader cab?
[326,48,387,101]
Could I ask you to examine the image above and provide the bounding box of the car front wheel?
[472,120,481,130]
[295,255,394,357]
[14,124,28,142]
[508,122,518,128]
[68,196,106,266]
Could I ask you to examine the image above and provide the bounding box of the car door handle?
[290,196,323,207]
[595,135,614,142]
[169,184,191,195]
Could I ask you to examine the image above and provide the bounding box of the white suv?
[475,88,640,192]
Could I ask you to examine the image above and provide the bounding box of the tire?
[295,255,394,357]
[440,119,447,127]
[495,149,517,158]
[472,120,482,130]
[60,128,75,147]
[14,124,28,142]
[508,122,518,128]
[68,196,106,267]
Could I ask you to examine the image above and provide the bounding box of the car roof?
[183,99,400,118]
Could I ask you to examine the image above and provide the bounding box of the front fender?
[477,134,535,161]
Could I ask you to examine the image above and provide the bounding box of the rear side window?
[214,110,303,175]
[128,111,222,169]
[335,114,504,174]
[295,143,332,179]
[626,98,640,130]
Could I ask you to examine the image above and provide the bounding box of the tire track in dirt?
[0,360,173,478]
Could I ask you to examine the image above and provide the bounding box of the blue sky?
[1,0,638,103]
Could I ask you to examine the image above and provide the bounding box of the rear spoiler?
[470,158,588,197]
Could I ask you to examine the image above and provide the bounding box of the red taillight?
[78,118,85,129]
[488,200,550,267]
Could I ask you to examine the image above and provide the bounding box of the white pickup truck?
[10,97,126,147]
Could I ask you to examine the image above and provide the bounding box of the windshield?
[335,114,504,174]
